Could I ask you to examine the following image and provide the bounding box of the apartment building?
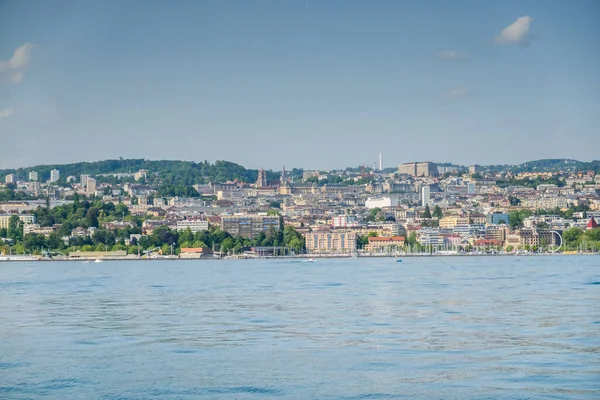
[365,236,405,253]
[0,214,36,229]
[221,215,281,238]
[439,216,470,229]
[304,229,357,254]
[176,219,209,233]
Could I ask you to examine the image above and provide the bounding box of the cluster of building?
[2,160,600,255]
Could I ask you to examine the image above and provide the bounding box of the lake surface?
[1,256,599,399]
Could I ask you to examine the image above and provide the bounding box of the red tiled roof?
[587,217,598,229]
[368,236,405,242]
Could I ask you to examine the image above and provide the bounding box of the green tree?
[85,207,99,228]
[8,215,23,241]
[562,227,583,250]
[432,205,443,219]
[422,205,432,219]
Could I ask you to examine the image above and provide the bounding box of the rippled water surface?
[1,256,599,399]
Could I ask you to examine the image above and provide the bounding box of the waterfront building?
[304,229,357,254]
[364,236,405,253]
[418,228,443,247]
[221,215,281,239]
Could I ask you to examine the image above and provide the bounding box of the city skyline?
[1,0,599,169]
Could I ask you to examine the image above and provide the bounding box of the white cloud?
[0,108,15,119]
[495,16,533,45]
[0,43,35,83]
[447,86,470,98]
[438,50,465,61]
[11,71,24,83]
[9,43,35,68]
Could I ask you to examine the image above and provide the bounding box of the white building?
[365,197,398,209]
[176,219,209,232]
[5,174,16,184]
[50,169,60,182]
[28,171,38,181]
[421,186,431,206]
[332,214,359,228]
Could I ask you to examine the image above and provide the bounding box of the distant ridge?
[1,158,599,182]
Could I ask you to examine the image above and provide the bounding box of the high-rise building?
[421,185,431,206]
[469,165,482,175]
[86,177,97,195]
[5,174,16,184]
[80,174,89,188]
[50,169,60,182]
[256,169,267,187]
[28,171,38,181]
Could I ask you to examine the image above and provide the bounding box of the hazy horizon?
[1,0,599,170]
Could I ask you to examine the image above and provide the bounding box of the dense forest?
[487,159,600,174]
[0,159,303,186]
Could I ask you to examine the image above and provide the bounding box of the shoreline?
[0,252,597,262]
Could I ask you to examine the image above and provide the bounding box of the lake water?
[1,256,599,399]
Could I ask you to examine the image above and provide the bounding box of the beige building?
[398,162,438,177]
[0,214,36,229]
[439,216,470,228]
[86,177,97,195]
[364,236,405,253]
[304,230,357,254]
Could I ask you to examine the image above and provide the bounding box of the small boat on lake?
[395,258,402,263]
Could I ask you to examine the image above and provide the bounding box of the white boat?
[94,259,103,263]
[0,255,40,261]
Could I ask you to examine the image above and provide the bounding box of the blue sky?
[0,0,599,170]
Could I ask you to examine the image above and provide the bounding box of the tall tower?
[379,152,383,171]
[278,166,291,195]
[256,169,267,187]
